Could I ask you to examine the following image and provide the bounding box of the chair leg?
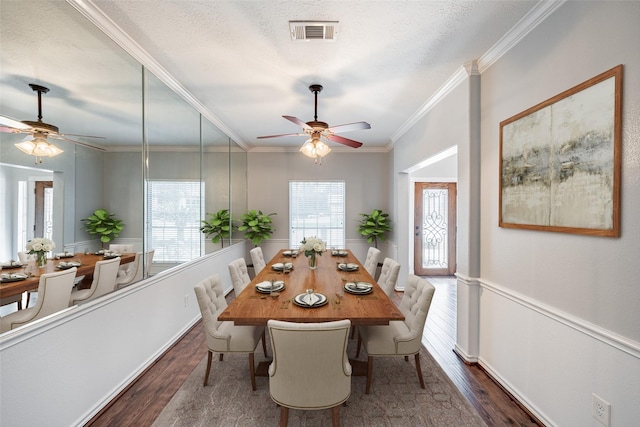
[262,330,268,357]
[356,333,362,358]
[365,356,373,394]
[279,405,289,427]
[332,404,341,426]
[203,351,213,386]
[249,352,256,391]
[404,356,409,362]
[219,353,224,361]
[349,325,356,339]
[414,353,425,389]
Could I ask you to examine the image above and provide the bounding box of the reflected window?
[289,181,345,248]
[147,180,204,262]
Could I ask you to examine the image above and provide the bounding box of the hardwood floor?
[87,277,541,427]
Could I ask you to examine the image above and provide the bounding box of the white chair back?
[109,244,134,253]
[398,275,436,352]
[17,251,35,263]
[144,249,155,277]
[268,319,352,417]
[70,257,120,305]
[116,252,143,288]
[1,268,77,332]
[363,247,381,278]
[194,274,265,389]
[228,258,251,296]
[249,247,266,276]
[377,257,401,297]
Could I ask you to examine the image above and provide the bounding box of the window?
[289,181,345,248]
[146,180,203,262]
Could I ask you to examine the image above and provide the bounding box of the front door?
[414,182,456,276]
[34,181,53,239]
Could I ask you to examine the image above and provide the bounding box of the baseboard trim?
[83,317,201,426]
[477,357,550,427]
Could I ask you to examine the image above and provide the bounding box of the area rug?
[152,336,485,427]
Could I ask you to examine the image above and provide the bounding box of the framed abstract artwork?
[499,65,622,237]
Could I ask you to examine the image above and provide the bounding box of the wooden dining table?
[218,249,404,326]
[0,252,136,300]
[218,248,404,378]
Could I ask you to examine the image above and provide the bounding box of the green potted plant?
[357,209,392,248]
[200,209,234,248]
[82,208,125,246]
[238,209,276,246]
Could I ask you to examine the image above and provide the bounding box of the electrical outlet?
[592,393,610,426]
[184,294,189,307]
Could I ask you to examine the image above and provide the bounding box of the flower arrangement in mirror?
[300,236,326,270]
[26,237,56,267]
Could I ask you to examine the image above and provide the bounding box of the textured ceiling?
[1,0,540,152]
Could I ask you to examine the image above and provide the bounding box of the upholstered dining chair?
[194,273,267,390]
[250,246,266,276]
[17,251,35,264]
[108,244,134,253]
[363,247,381,279]
[356,274,435,394]
[69,257,120,305]
[115,252,143,289]
[228,257,251,296]
[0,267,77,333]
[268,319,352,427]
[377,257,401,298]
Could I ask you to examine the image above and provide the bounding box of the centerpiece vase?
[36,251,47,268]
[308,253,317,270]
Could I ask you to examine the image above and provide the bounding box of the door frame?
[413,181,457,276]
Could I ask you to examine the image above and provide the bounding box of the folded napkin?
[302,293,320,306]
[1,273,28,279]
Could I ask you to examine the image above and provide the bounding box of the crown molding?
[66,0,248,151]
[390,0,565,145]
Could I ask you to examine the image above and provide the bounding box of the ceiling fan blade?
[257,132,307,139]
[283,115,312,130]
[55,135,106,151]
[0,115,31,130]
[56,132,106,140]
[325,133,363,148]
[327,121,371,133]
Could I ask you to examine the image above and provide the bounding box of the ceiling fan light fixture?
[300,138,331,164]
[15,133,63,163]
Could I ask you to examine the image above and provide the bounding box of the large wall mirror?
[0,1,246,334]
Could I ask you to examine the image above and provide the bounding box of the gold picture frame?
[499,65,622,237]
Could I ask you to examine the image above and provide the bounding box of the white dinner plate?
[344,282,373,295]
[255,280,285,293]
[331,250,348,257]
[337,263,359,272]
[272,262,294,271]
[282,250,298,257]
[55,253,74,258]
[293,292,328,308]
[57,261,82,270]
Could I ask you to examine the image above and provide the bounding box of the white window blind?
[289,181,345,248]
[147,180,203,262]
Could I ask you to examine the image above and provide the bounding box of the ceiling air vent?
[289,21,339,41]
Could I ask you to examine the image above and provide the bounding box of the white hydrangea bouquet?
[26,237,56,267]
[300,236,326,269]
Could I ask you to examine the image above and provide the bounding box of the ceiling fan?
[1,83,105,162]
[258,84,370,162]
